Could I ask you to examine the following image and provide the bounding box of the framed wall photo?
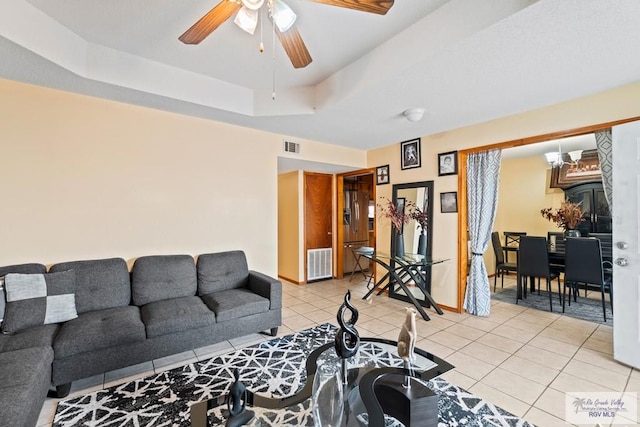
[376,164,390,185]
[438,151,458,176]
[550,149,602,189]
[400,138,421,170]
[440,191,458,213]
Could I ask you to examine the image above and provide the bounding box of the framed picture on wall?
[400,138,421,170]
[438,151,458,176]
[440,191,458,213]
[376,164,390,185]
[550,149,602,188]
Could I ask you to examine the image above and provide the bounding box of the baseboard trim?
[277,275,303,285]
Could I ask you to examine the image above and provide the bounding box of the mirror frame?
[390,180,434,306]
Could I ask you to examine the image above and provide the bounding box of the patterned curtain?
[595,129,613,213]
[463,150,502,316]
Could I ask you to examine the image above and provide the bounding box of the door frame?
[456,116,640,312]
[336,168,376,278]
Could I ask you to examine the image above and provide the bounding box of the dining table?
[504,237,613,299]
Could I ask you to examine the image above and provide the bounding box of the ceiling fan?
[179,0,395,69]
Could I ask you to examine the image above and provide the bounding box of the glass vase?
[311,362,344,427]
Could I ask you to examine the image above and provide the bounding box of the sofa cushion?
[1,270,77,334]
[49,258,130,314]
[132,255,197,306]
[0,263,47,322]
[197,251,249,295]
[0,347,53,427]
[0,323,59,353]
[141,296,216,338]
[54,306,146,358]
[201,288,270,322]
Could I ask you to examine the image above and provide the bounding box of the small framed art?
[376,164,390,185]
[438,151,458,176]
[400,138,421,170]
[440,191,458,213]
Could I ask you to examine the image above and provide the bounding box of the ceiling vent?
[284,140,300,154]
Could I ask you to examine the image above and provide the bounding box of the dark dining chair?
[563,237,613,322]
[547,231,566,274]
[503,231,526,263]
[517,236,562,311]
[588,232,613,261]
[491,231,517,292]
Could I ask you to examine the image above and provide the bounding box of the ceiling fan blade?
[179,0,242,44]
[308,0,394,15]
[276,25,313,69]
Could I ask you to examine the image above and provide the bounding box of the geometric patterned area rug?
[492,286,613,325]
[54,323,535,426]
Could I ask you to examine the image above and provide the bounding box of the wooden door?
[305,173,333,250]
[612,120,640,369]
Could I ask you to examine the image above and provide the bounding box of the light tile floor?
[38,275,639,427]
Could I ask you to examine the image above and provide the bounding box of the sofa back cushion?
[0,264,47,323]
[197,251,249,295]
[49,258,130,314]
[131,255,197,306]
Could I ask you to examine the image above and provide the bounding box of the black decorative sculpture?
[335,290,360,384]
[225,368,254,427]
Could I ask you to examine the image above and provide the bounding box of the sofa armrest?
[248,271,282,310]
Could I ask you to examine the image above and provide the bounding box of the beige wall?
[0,79,365,277]
[277,171,301,282]
[487,156,564,274]
[368,80,640,309]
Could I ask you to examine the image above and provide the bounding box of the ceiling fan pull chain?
[259,6,265,52]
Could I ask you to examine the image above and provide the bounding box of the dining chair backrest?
[588,233,613,260]
[491,231,505,265]
[504,231,526,246]
[518,236,551,277]
[564,237,605,284]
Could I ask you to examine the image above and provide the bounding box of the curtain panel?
[464,150,502,316]
[595,129,613,213]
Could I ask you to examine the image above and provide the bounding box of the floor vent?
[284,140,300,154]
[307,248,332,281]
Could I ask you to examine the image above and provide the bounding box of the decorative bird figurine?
[397,307,417,362]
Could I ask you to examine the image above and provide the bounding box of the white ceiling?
[1,0,639,156]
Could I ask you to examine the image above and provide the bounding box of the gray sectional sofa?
[0,250,282,427]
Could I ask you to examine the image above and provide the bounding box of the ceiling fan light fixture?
[272,0,296,32]
[241,0,264,10]
[234,6,259,34]
[403,108,425,122]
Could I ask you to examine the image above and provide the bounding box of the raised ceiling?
[1,0,640,150]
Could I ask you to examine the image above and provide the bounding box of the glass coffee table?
[191,337,454,426]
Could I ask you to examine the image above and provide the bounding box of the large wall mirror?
[390,181,434,306]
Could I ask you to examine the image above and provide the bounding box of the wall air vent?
[284,141,300,154]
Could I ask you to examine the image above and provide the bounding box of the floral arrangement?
[409,203,428,233]
[540,200,585,230]
[377,197,411,232]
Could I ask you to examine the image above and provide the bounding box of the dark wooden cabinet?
[565,183,612,235]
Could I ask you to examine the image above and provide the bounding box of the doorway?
[336,169,375,278]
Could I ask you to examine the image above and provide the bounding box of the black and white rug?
[54,324,535,426]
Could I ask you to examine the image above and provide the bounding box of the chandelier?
[544,142,583,168]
